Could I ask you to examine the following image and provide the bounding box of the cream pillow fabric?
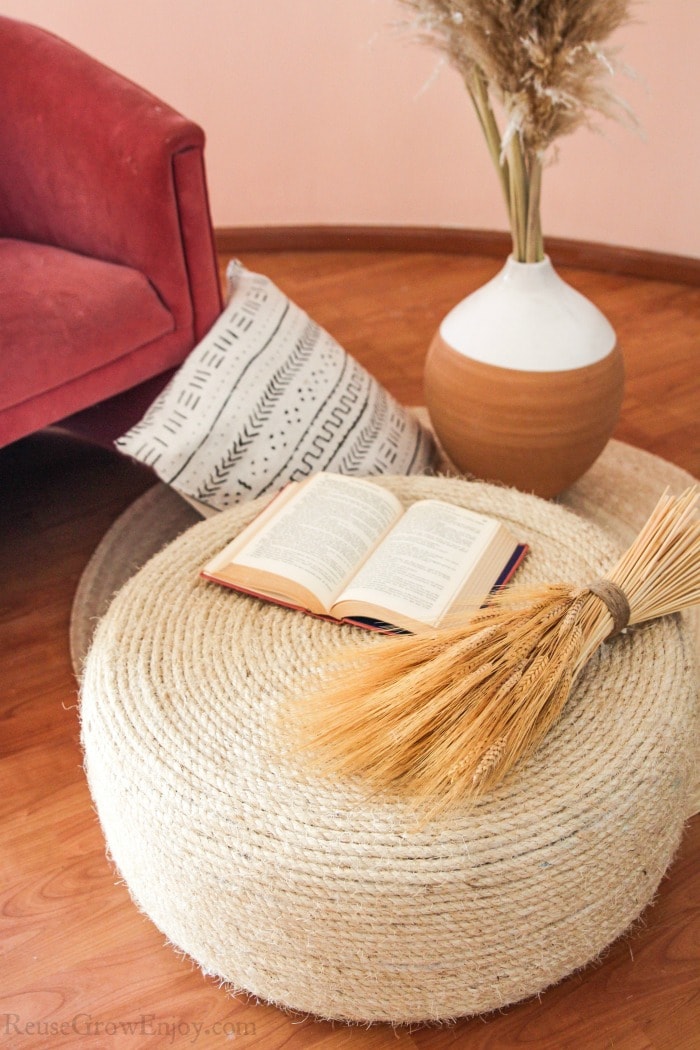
[116,262,436,512]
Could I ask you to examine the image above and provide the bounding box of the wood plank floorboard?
[1,250,698,1049]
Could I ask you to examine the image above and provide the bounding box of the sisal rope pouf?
[79,476,698,1024]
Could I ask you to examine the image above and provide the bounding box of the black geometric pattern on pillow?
[115,262,436,511]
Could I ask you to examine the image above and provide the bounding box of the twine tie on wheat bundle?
[587,578,630,638]
[291,488,700,816]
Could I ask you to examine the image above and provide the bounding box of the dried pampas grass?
[291,488,699,818]
[397,0,637,261]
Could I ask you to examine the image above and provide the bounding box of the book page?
[333,499,499,627]
[227,474,403,611]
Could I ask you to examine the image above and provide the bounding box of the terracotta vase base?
[424,333,625,499]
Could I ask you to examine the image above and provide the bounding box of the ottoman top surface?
[81,474,695,841]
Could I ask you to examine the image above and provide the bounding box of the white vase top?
[439,256,617,372]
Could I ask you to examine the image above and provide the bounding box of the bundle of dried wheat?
[397,0,636,260]
[291,488,699,817]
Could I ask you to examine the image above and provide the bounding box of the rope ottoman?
[79,475,698,1024]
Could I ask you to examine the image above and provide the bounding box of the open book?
[201,473,527,633]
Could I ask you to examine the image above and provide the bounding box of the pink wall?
[5,0,699,258]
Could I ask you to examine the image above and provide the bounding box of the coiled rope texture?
[80,477,698,1023]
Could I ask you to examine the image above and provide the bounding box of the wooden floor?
[1,249,698,1050]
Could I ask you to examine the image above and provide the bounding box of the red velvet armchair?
[0,16,223,449]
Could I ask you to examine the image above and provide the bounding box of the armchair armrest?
[0,15,221,338]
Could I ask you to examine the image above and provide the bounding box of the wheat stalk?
[288,488,699,818]
[396,0,637,261]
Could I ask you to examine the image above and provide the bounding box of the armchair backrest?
[0,16,222,340]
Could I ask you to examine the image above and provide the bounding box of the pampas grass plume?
[396,0,637,261]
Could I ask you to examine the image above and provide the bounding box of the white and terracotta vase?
[424,255,625,499]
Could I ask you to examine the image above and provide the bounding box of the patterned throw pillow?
[115,262,436,513]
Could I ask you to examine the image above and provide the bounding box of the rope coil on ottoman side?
[79,477,698,1024]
